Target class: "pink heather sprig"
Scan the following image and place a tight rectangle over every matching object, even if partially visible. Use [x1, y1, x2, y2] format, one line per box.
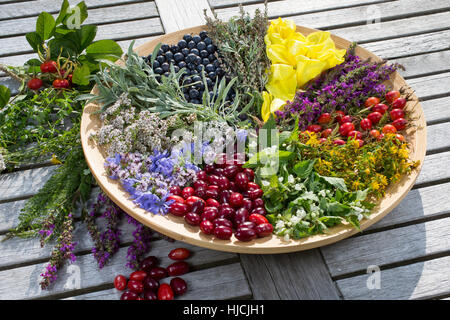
[40, 213, 77, 290]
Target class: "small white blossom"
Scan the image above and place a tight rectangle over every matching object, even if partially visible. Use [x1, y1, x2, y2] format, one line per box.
[287, 175, 295, 184]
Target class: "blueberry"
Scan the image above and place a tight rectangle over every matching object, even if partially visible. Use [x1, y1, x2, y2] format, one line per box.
[194, 56, 202, 65]
[208, 71, 216, 79]
[190, 48, 199, 56]
[180, 48, 189, 57]
[172, 45, 180, 53]
[213, 60, 220, 68]
[205, 64, 215, 73]
[204, 37, 212, 46]
[173, 65, 180, 73]
[187, 63, 196, 70]
[189, 88, 200, 99]
[184, 93, 190, 100]
[188, 41, 196, 49]
[202, 58, 210, 65]
[195, 83, 205, 91]
[154, 67, 163, 75]
[163, 71, 170, 77]
[183, 78, 192, 85]
[208, 54, 216, 61]
[161, 63, 170, 72]
[183, 34, 193, 42]
[206, 78, 213, 88]
[161, 44, 170, 52]
[192, 75, 202, 83]
[178, 61, 187, 69]
[191, 98, 200, 104]
[178, 39, 187, 49]
[193, 35, 202, 43]
[157, 55, 165, 64]
[199, 31, 208, 39]
[157, 48, 164, 55]
[165, 51, 174, 61]
[152, 61, 160, 69]
[200, 50, 209, 58]
[186, 53, 196, 63]
[216, 67, 225, 76]
[174, 52, 184, 62]
[196, 64, 205, 73]
[197, 41, 206, 51]
[147, 53, 152, 60]
[206, 44, 215, 53]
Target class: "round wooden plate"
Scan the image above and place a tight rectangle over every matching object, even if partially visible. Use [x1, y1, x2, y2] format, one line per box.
[80, 25, 426, 254]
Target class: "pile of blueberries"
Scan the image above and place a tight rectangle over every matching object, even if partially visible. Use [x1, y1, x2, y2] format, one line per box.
[144, 31, 235, 104]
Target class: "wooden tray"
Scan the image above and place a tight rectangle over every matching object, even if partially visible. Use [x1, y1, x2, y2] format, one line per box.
[80, 25, 427, 254]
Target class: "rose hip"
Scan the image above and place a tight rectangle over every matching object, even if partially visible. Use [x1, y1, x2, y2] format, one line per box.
[200, 220, 215, 235]
[114, 275, 127, 291]
[140, 256, 159, 272]
[167, 261, 190, 276]
[255, 223, 274, 237]
[129, 270, 148, 282]
[170, 277, 188, 296]
[149, 267, 167, 280]
[168, 248, 191, 261]
[185, 212, 201, 226]
[214, 225, 233, 240]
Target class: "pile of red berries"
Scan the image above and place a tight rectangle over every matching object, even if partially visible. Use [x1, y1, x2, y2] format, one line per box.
[167, 153, 273, 242]
[304, 90, 409, 146]
[114, 248, 191, 300]
[26, 60, 73, 91]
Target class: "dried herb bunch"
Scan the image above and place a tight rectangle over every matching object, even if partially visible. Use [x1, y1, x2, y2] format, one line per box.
[204, 3, 270, 115]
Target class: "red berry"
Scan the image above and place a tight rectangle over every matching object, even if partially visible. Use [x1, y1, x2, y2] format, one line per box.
[395, 134, 406, 142]
[255, 223, 274, 237]
[27, 78, 43, 90]
[229, 192, 244, 207]
[140, 256, 159, 272]
[170, 277, 187, 296]
[127, 280, 144, 294]
[157, 283, 174, 300]
[333, 139, 346, 145]
[341, 115, 352, 124]
[238, 221, 256, 230]
[369, 129, 381, 139]
[206, 198, 220, 208]
[40, 60, 57, 73]
[169, 186, 182, 196]
[242, 168, 255, 182]
[213, 218, 233, 229]
[250, 206, 267, 216]
[390, 108, 405, 121]
[185, 196, 205, 208]
[360, 118, 372, 130]
[306, 124, 322, 133]
[223, 165, 239, 179]
[233, 207, 249, 226]
[334, 111, 346, 123]
[371, 103, 388, 115]
[214, 225, 233, 240]
[167, 261, 190, 276]
[321, 128, 333, 138]
[218, 205, 235, 220]
[392, 118, 407, 131]
[249, 213, 269, 225]
[367, 111, 382, 124]
[355, 139, 364, 147]
[149, 267, 167, 280]
[234, 172, 249, 190]
[347, 130, 362, 140]
[144, 290, 158, 300]
[169, 202, 188, 217]
[235, 227, 257, 242]
[200, 220, 215, 235]
[53, 78, 70, 89]
[167, 195, 185, 204]
[317, 113, 331, 124]
[253, 198, 264, 208]
[129, 270, 148, 282]
[121, 291, 139, 300]
[168, 248, 191, 261]
[386, 90, 400, 103]
[382, 124, 397, 134]
[365, 96, 380, 107]
[201, 206, 219, 221]
[247, 188, 263, 200]
[143, 276, 160, 292]
[197, 170, 207, 180]
[184, 212, 201, 226]
[182, 187, 195, 199]
[114, 275, 127, 291]
[190, 200, 205, 214]
[339, 122, 355, 137]
[392, 98, 407, 110]
[193, 180, 207, 190]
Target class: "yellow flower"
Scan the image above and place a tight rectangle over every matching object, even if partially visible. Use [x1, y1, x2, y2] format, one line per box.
[306, 132, 319, 146]
[398, 147, 409, 159]
[261, 91, 287, 122]
[365, 168, 371, 175]
[370, 181, 380, 190]
[352, 180, 361, 189]
[50, 154, 62, 165]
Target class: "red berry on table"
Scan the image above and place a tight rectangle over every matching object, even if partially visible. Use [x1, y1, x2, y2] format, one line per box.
[213, 218, 233, 229]
[385, 90, 401, 103]
[339, 122, 355, 137]
[348, 130, 362, 140]
[242, 168, 255, 182]
[251, 206, 267, 216]
[367, 111, 382, 124]
[238, 221, 256, 230]
[27, 78, 43, 90]
[365, 96, 380, 107]
[129, 270, 148, 282]
[306, 124, 322, 133]
[168, 248, 191, 261]
[197, 170, 207, 180]
[234, 172, 249, 190]
[143, 276, 160, 292]
[149, 266, 167, 280]
[392, 118, 407, 131]
[233, 207, 250, 226]
[169, 186, 182, 196]
[360, 118, 372, 130]
[247, 188, 263, 200]
[392, 97, 407, 109]
[206, 198, 220, 208]
[143, 290, 158, 300]
[318, 113, 332, 124]
[193, 180, 207, 190]
[158, 283, 174, 300]
[114, 275, 127, 291]
[369, 129, 381, 139]
[214, 225, 233, 240]
[140, 256, 159, 272]
[242, 198, 253, 211]
[167, 195, 185, 204]
[253, 198, 264, 208]
[382, 124, 397, 134]
[223, 165, 239, 179]
[40, 60, 58, 73]
[201, 206, 219, 221]
[390, 108, 405, 121]
[127, 280, 144, 294]
[199, 219, 215, 235]
[167, 261, 190, 276]
[185, 196, 205, 208]
[170, 277, 188, 296]
[321, 128, 333, 138]
[249, 213, 269, 225]
[120, 291, 139, 300]
[255, 223, 274, 237]
[190, 200, 205, 214]
[371, 103, 388, 114]
[395, 133, 406, 142]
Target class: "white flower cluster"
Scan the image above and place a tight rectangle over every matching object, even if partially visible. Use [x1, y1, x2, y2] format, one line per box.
[96, 95, 178, 156]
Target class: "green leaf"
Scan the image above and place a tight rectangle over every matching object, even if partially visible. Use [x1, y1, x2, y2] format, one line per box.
[77, 25, 98, 52]
[55, 0, 70, 25]
[36, 12, 56, 40]
[355, 188, 369, 201]
[24, 59, 42, 74]
[319, 175, 348, 192]
[0, 85, 11, 108]
[345, 215, 361, 230]
[293, 159, 316, 178]
[25, 32, 43, 52]
[85, 40, 123, 62]
[72, 64, 90, 86]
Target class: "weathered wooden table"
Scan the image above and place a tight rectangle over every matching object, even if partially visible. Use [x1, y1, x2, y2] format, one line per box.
[1, 0, 449, 300]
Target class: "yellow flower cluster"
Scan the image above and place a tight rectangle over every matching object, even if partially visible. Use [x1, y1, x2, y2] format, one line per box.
[261, 18, 346, 121]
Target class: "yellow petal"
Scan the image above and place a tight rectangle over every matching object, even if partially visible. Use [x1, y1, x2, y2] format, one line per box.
[266, 44, 296, 65]
[270, 98, 286, 114]
[295, 56, 327, 88]
[266, 64, 297, 102]
[261, 91, 272, 122]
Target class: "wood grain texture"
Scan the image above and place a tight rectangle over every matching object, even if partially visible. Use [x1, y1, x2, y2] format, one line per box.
[0, 166, 56, 202]
[0, 244, 240, 299]
[155, 0, 213, 33]
[321, 216, 450, 277]
[0, 199, 26, 234]
[415, 151, 450, 186]
[63, 263, 251, 300]
[336, 255, 450, 299]
[420, 97, 450, 125]
[408, 72, 450, 100]
[394, 51, 450, 79]
[0, 1, 159, 37]
[240, 250, 341, 299]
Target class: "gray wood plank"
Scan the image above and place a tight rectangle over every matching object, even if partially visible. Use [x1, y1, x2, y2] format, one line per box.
[322, 216, 450, 277]
[0, 166, 57, 202]
[0, 199, 26, 234]
[0, 76, 22, 95]
[0, 242, 238, 299]
[395, 51, 450, 79]
[0, 17, 163, 57]
[426, 122, 450, 154]
[366, 182, 450, 231]
[363, 29, 450, 59]
[0, 0, 146, 20]
[336, 255, 450, 299]
[329, 11, 450, 44]
[155, 0, 212, 33]
[0, 1, 159, 37]
[419, 97, 450, 125]
[240, 250, 341, 299]
[63, 263, 251, 300]
[416, 151, 450, 187]
[408, 72, 450, 100]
